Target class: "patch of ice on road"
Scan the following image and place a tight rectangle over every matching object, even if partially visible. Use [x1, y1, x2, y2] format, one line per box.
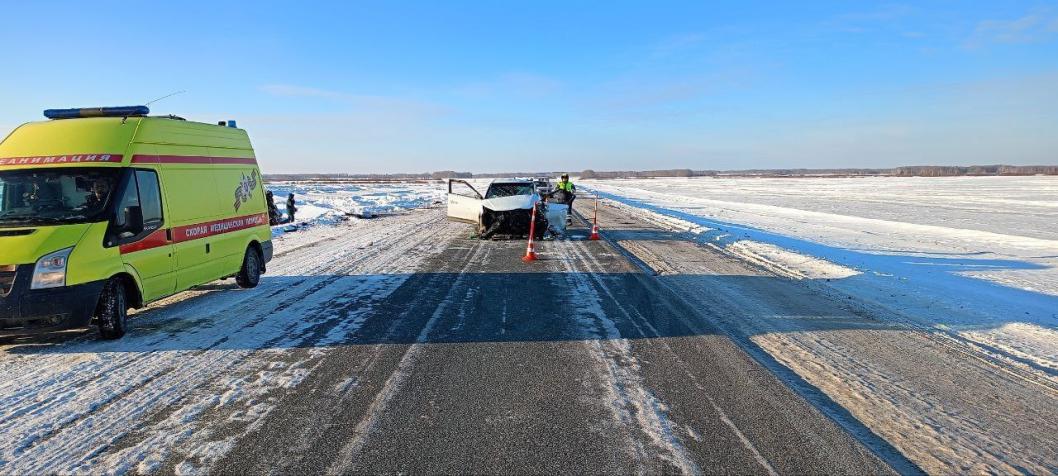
[727, 241, 860, 279]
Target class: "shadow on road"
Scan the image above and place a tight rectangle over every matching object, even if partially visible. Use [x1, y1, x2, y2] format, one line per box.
[0, 268, 932, 474]
[4, 261, 1052, 356]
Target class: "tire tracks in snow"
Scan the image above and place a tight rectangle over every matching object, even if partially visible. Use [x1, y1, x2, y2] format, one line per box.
[593, 200, 1057, 474]
[554, 210, 894, 475]
[553, 236, 792, 475]
[543, 238, 697, 474]
[0, 215, 428, 445]
[321, 241, 489, 475]
[0, 210, 459, 474]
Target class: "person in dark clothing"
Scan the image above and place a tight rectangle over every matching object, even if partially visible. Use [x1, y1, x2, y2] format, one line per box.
[286, 193, 297, 224]
[265, 191, 282, 225]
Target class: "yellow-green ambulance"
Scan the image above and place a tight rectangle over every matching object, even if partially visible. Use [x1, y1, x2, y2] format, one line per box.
[0, 106, 272, 339]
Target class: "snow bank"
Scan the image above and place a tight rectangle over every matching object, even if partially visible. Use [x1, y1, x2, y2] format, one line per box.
[586, 176, 1058, 379]
[265, 181, 445, 233]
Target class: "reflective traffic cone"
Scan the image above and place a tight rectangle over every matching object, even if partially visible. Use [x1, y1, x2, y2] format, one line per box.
[523, 239, 538, 262]
[523, 203, 539, 262]
[589, 195, 601, 240]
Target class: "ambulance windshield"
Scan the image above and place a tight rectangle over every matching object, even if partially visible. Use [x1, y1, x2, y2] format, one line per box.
[0, 168, 122, 227]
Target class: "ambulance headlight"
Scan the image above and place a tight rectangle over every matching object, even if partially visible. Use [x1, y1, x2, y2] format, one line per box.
[31, 248, 73, 290]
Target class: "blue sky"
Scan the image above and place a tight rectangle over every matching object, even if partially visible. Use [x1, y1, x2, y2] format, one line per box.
[1, 1, 1056, 173]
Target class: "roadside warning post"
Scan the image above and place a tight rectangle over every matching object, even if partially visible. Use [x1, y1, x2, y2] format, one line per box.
[523, 202, 539, 262]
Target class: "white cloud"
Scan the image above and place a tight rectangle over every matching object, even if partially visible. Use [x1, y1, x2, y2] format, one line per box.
[966, 11, 1058, 48]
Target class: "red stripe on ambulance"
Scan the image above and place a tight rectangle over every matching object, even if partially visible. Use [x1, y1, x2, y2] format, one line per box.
[0, 154, 123, 167]
[118, 228, 169, 254]
[131, 155, 257, 165]
[171, 213, 267, 243]
[119, 213, 268, 254]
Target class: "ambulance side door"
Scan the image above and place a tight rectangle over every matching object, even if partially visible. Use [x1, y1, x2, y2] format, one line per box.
[163, 168, 221, 291]
[113, 169, 176, 301]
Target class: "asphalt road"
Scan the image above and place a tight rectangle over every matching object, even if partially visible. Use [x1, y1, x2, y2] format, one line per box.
[212, 207, 893, 474]
[0, 206, 897, 475]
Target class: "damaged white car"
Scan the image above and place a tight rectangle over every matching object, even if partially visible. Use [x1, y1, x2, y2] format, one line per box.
[447, 179, 569, 239]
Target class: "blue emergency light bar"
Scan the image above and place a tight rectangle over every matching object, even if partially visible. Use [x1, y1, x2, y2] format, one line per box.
[43, 106, 150, 120]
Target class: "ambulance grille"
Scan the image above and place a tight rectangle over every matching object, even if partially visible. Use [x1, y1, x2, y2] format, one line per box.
[0, 268, 15, 296]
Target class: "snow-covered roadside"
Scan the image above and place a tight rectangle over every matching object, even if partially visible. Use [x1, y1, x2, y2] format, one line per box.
[585, 177, 1058, 381]
[0, 209, 461, 474]
[265, 181, 445, 233]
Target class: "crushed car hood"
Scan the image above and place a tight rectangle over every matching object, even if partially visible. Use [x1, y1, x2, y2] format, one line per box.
[481, 194, 538, 212]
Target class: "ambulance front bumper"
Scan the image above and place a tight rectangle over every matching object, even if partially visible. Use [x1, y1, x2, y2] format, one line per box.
[0, 264, 104, 335]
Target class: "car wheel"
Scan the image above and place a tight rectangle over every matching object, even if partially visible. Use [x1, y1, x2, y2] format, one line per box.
[97, 278, 128, 340]
[236, 246, 262, 289]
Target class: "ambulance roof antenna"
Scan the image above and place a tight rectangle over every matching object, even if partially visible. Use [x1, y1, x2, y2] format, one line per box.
[145, 90, 187, 107]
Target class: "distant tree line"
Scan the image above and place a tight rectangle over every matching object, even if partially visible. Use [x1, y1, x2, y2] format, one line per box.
[580, 165, 1058, 178]
[264, 164, 1057, 182]
[578, 169, 710, 179]
[431, 171, 473, 179]
[719, 168, 888, 177]
[891, 165, 1058, 177]
[265, 171, 472, 182]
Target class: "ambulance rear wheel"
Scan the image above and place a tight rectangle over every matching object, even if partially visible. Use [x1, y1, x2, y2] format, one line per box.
[96, 278, 128, 340]
[237, 246, 262, 289]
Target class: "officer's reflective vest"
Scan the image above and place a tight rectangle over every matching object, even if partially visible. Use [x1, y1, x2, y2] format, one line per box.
[556, 180, 575, 192]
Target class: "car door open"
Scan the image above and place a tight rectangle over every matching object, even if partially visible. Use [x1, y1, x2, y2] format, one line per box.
[447, 179, 482, 224]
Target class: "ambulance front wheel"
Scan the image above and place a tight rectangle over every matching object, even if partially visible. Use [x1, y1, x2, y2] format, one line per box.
[96, 277, 128, 340]
[237, 246, 263, 289]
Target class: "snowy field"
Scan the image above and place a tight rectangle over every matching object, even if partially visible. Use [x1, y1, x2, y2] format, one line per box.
[584, 176, 1058, 381]
[265, 181, 445, 229]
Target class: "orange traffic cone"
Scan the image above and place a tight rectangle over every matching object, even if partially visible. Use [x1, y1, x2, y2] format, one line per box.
[523, 239, 538, 262]
[589, 196, 601, 240]
[523, 203, 539, 262]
